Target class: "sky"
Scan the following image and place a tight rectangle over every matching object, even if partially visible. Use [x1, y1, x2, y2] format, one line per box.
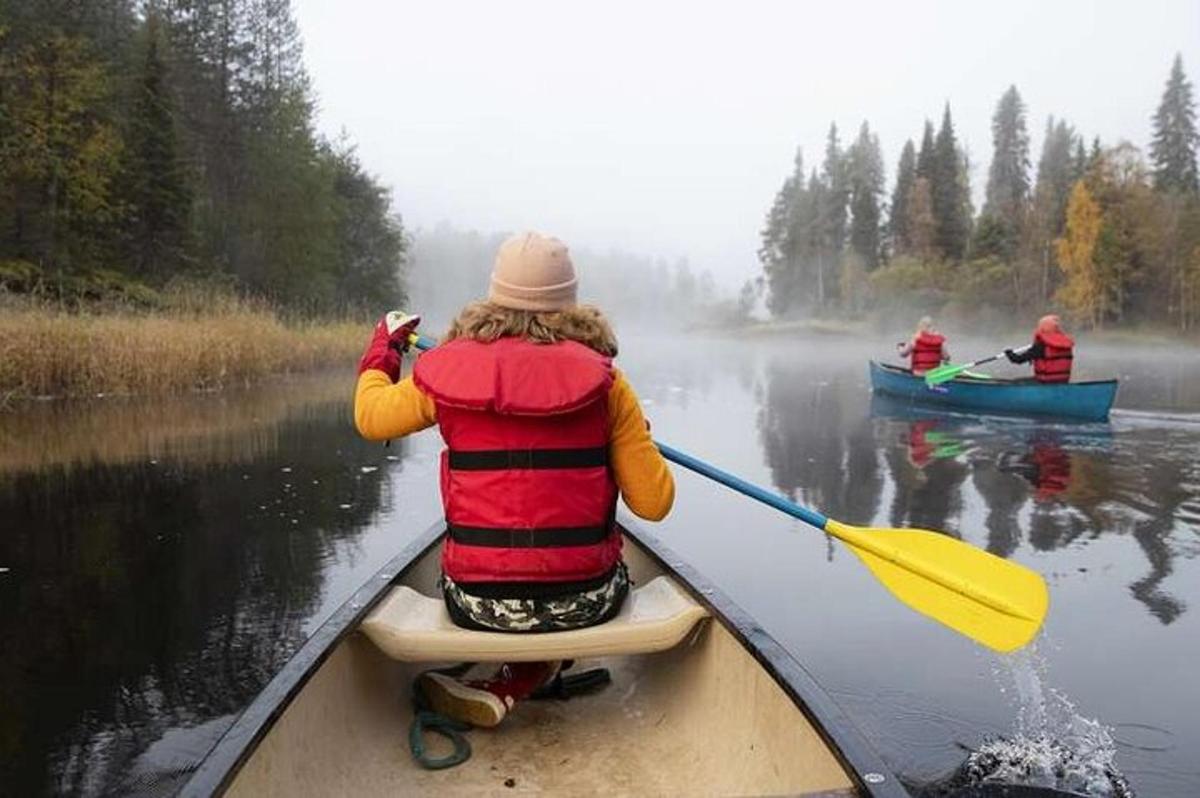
[292, 0, 1200, 288]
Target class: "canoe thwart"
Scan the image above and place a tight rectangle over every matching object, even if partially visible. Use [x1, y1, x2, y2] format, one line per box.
[359, 576, 711, 662]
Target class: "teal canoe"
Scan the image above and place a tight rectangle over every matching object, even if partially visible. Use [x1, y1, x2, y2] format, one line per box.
[869, 361, 1118, 421]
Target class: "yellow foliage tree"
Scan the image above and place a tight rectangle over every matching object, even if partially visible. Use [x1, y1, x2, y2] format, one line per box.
[1055, 181, 1103, 328]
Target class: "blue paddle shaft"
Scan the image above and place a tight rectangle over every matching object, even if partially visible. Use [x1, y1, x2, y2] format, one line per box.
[408, 332, 831, 532]
[654, 442, 829, 530]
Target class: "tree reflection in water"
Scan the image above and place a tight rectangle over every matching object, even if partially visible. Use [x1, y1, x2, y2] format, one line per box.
[756, 363, 1197, 628]
[0, 377, 402, 795]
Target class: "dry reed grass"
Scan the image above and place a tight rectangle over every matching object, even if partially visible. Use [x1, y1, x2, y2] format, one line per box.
[0, 300, 365, 398]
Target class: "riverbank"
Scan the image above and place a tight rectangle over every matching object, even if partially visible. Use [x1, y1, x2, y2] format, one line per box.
[0, 302, 365, 400]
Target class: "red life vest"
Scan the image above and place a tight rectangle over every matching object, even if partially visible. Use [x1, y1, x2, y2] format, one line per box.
[910, 332, 945, 374]
[1033, 331, 1074, 384]
[412, 337, 621, 584]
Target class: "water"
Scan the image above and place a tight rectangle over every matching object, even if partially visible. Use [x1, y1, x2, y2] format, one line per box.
[2, 336, 1199, 796]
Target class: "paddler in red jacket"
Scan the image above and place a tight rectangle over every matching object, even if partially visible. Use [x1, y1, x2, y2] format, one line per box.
[897, 317, 950, 375]
[1005, 314, 1075, 383]
[353, 231, 675, 728]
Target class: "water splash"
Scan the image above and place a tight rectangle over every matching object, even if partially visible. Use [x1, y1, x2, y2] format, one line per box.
[956, 645, 1134, 796]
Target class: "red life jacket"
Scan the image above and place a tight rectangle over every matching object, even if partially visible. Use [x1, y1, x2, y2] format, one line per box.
[412, 337, 621, 584]
[1033, 331, 1074, 384]
[910, 332, 945, 374]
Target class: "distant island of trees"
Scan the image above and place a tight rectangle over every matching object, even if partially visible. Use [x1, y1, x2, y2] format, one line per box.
[756, 55, 1200, 333]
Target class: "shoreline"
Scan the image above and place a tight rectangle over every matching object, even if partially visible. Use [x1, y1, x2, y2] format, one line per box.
[0, 305, 366, 401]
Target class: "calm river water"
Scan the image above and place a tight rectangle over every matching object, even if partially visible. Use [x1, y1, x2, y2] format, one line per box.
[2, 334, 1199, 796]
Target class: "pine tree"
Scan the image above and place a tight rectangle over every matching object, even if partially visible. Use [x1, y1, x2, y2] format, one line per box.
[328, 142, 406, 311]
[822, 123, 848, 258]
[979, 85, 1030, 258]
[932, 104, 971, 260]
[1033, 118, 1079, 237]
[848, 121, 884, 269]
[1150, 54, 1199, 193]
[889, 140, 917, 256]
[758, 148, 806, 315]
[802, 169, 828, 305]
[1028, 117, 1080, 300]
[124, 11, 193, 277]
[916, 120, 936, 179]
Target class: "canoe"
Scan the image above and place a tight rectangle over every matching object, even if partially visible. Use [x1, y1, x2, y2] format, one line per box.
[181, 518, 908, 797]
[869, 361, 1118, 421]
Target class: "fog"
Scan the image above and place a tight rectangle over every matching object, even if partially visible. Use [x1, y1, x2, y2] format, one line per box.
[293, 0, 1200, 288]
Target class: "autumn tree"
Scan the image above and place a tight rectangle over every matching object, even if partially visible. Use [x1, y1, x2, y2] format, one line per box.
[1056, 181, 1103, 327]
[0, 32, 123, 270]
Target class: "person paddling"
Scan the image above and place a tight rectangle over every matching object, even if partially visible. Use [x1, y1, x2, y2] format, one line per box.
[897, 316, 950, 375]
[353, 231, 675, 728]
[1005, 314, 1074, 383]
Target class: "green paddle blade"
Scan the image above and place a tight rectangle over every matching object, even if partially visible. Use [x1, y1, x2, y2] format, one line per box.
[826, 520, 1049, 653]
[924, 362, 970, 386]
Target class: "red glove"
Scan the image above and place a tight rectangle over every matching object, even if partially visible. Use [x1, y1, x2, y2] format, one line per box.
[358, 312, 420, 381]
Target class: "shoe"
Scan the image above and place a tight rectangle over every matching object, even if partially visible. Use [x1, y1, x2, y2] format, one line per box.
[418, 661, 558, 728]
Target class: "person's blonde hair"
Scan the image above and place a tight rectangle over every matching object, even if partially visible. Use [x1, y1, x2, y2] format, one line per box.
[443, 301, 618, 356]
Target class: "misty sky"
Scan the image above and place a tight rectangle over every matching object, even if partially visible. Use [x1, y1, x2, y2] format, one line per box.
[293, 0, 1199, 288]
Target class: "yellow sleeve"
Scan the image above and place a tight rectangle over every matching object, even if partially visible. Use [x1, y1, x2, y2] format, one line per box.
[608, 369, 675, 521]
[353, 370, 438, 442]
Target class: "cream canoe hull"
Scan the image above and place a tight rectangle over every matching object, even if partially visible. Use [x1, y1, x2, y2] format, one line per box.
[181, 519, 905, 797]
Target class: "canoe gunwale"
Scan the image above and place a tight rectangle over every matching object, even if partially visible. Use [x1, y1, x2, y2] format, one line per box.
[181, 517, 905, 797]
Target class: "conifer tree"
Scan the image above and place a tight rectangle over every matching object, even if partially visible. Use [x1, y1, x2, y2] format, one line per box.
[916, 120, 936, 179]
[124, 12, 193, 276]
[932, 104, 971, 260]
[889, 140, 917, 256]
[1150, 54, 1199, 193]
[848, 122, 884, 269]
[758, 148, 806, 315]
[980, 85, 1031, 257]
[1027, 117, 1081, 300]
[822, 123, 848, 257]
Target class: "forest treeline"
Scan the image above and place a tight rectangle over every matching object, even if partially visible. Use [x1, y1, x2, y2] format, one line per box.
[757, 55, 1200, 331]
[0, 0, 404, 314]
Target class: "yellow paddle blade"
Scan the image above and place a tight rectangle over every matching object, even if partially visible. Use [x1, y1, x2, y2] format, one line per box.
[825, 520, 1049, 653]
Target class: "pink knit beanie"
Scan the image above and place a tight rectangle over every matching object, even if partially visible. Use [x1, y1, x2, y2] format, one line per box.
[488, 232, 578, 311]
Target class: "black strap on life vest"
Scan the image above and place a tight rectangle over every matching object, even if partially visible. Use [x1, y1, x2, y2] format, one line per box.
[447, 447, 608, 471]
[447, 524, 611, 548]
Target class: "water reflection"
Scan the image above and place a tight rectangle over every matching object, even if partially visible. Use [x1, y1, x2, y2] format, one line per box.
[756, 360, 882, 525]
[860, 391, 1193, 627]
[0, 375, 402, 795]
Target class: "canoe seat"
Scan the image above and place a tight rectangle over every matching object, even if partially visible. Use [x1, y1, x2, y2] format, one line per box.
[359, 576, 710, 662]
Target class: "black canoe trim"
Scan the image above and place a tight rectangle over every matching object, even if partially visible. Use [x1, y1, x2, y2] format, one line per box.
[183, 516, 909, 797]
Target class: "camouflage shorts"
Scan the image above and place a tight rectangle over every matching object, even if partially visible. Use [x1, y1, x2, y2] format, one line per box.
[442, 563, 630, 633]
